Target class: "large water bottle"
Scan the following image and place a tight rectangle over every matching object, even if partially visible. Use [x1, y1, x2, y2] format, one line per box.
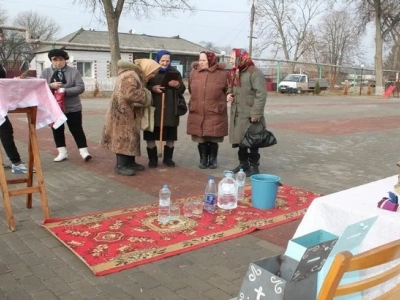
[236, 168, 246, 201]
[158, 184, 171, 224]
[204, 175, 217, 212]
[217, 171, 238, 209]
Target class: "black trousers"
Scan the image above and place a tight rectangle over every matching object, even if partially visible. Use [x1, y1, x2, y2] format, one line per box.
[238, 146, 259, 155]
[0, 117, 21, 164]
[52, 111, 88, 148]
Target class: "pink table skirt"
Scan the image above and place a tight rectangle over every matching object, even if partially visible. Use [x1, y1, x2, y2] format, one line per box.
[0, 79, 67, 129]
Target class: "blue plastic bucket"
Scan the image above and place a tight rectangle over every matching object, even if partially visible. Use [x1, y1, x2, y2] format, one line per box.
[250, 174, 281, 209]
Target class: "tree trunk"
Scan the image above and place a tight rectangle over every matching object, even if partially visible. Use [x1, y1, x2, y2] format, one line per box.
[106, 16, 121, 77]
[103, 0, 123, 77]
[374, 12, 384, 95]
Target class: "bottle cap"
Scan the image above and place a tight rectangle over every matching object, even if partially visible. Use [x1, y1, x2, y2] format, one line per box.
[239, 168, 243, 172]
[163, 184, 168, 188]
[209, 175, 214, 180]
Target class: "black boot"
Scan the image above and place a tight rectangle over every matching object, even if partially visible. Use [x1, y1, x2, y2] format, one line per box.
[246, 153, 260, 177]
[127, 156, 145, 171]
[208, 142, 219, 169]
[115, 154, 135, 176]
[231, 150, 250, 173]
[163, 145, 175, 167]
[197, 143, 208, 169]
[146, 147, 158, 168]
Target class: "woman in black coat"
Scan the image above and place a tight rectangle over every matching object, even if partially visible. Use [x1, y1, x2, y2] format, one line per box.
[145, 50, 186, 167]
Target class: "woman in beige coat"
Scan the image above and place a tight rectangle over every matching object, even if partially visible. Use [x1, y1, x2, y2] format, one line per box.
[100, 59, 160, 176]
[187, 51, 228, 169]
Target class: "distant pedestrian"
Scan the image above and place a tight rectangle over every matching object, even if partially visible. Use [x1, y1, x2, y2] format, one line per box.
[187, 51, 228, 169]
[227, 48, 267, 176]
[41, 49, 92, 162]
[144, 50, 186, 168]
[100, 59, 160, 176]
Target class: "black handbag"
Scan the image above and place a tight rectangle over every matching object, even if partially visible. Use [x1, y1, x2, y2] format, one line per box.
[240, 122, 277, 148]
[175, 93, 188, 116]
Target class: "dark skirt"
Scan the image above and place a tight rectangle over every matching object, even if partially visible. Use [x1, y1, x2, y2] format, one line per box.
[143, 126, 178, 141]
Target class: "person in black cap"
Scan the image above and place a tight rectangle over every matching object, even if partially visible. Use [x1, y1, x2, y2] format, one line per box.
[40, 48, 92, 162]
[0, 28, 31, 173]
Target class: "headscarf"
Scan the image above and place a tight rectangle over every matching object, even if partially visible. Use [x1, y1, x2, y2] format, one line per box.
[229, 48, 255, 87]
[154, 50, 172, 73]
[134, 59, 161, 78]
[201, 51, 217, 68]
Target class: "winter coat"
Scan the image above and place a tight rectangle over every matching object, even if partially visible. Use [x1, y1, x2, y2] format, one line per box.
[187, 62, 229, 138]
[147, 67, 186, 127]
[41, 65, 85, 113]
[100, 63, 152, 156]
[228, 65, 267, 145]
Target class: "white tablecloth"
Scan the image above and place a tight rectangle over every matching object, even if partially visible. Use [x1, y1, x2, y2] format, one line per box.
[294, 175, 399, 299]
[0, 78, 67, 129]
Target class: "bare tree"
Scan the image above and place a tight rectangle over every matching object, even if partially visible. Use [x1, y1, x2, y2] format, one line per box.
[348, 0, 400, 94]
[0, 30, 30, 69]
[305, 10, 363, 87]
[254, 0, 335, 72]
[73, 0, 193, 76]
[199, 41, 219, 52]
[0, 10, 61, 67]
[13, 10, 60, 45]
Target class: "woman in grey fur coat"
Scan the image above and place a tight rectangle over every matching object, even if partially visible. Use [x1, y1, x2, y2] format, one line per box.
[41, 49, 92, 162]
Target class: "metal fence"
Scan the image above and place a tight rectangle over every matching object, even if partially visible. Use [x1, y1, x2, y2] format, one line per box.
[249, 58, 400, 93]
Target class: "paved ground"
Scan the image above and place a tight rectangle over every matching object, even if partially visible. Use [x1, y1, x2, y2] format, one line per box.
[1, 93, 400, 299]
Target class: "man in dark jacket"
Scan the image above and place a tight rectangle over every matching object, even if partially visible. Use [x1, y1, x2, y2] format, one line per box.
[0, 27, 29, 173]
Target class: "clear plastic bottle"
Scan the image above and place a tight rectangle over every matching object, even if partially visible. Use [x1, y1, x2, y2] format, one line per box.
[236, 168, 246, 201]
[158, 184, 171, 224]
[217, 171, 237, 210]
[204, 175, 217, 212]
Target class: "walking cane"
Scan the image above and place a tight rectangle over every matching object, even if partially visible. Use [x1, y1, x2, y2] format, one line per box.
[158, 92, 165, 157]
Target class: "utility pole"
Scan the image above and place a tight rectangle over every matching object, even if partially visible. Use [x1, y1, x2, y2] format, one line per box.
[248, 1, 257, 57]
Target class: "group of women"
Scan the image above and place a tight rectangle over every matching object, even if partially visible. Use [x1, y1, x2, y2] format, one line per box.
[40, 47, 268, 178]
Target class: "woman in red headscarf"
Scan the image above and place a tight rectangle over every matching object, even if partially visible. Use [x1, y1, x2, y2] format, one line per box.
[187, 51, 229, 169]
[227, 48, 267, 176]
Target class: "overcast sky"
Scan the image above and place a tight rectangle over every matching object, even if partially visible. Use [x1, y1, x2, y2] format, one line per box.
[1, 0, 374, 65]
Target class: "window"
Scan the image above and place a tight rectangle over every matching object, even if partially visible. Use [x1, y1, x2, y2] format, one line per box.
[37, 62, 45, 73]
[77, 62, 93, 77]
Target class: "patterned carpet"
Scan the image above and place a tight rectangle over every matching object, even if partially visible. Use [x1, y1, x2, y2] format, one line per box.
[42, 185, 320, 276]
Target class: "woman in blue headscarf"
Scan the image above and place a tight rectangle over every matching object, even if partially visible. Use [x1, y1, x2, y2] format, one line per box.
[144, 50, 186, 168]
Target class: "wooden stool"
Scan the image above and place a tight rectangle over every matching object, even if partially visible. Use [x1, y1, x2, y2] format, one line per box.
[0, 106, 49, 231]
